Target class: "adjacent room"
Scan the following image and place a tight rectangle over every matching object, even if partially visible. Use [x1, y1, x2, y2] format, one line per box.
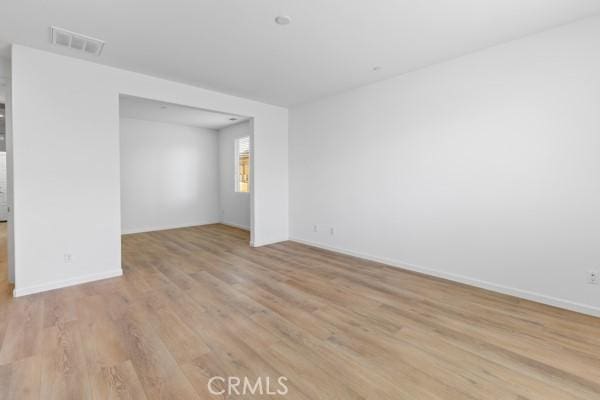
[119, 95, 252, 236]
[0, 102, 6, 297]
[0, 56, 8, 298]
[1, 1, 600, 399]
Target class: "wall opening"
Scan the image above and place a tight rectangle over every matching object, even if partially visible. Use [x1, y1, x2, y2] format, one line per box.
[0, 103, 8, 293]
[118, 94, 254, 243]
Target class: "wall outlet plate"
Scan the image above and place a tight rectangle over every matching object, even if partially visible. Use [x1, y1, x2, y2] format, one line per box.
[588, 270, 599, 285]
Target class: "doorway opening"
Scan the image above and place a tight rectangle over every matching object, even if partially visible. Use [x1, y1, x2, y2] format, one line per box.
[0, 103, 8, 296]
[118, 95, 254, 243]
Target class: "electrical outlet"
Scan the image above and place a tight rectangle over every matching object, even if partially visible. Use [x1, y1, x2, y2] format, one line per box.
[329, 227, 335, 235]
[588, 270, 599, 285]
[313, 225, 318, 232]
[64, 253, 72, 263]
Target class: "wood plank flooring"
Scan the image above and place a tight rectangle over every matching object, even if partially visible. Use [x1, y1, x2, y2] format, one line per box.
[1, 223, 600, 399]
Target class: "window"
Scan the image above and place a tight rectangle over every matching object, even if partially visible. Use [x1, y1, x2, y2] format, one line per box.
[235, 136, 250, 193]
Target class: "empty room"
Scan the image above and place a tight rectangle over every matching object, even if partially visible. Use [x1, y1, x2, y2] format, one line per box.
[1, 1, 600, 399]
[119, 95, 252, 236]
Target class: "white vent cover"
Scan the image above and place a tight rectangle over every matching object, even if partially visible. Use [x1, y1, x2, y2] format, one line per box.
[50, 26, 105, 56]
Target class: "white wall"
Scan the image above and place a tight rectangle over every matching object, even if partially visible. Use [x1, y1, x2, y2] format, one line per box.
[290, 17, 600, 316]
[10, 45, 288, 296]
[219, 121, 251, 230]
[120, 118, 219, 234]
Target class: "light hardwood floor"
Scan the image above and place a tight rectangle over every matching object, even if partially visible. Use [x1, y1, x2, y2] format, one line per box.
[1, 223, 600, 399]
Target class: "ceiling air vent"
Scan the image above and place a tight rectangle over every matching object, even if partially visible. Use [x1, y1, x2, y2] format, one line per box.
[50, 26, 105, 56]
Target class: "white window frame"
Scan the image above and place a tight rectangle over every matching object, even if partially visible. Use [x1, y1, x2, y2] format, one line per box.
[235, 136, 250, 193]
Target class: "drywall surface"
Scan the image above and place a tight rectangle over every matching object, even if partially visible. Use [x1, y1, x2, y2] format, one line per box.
[219, 121, 251, 230]
[11, 45, 288, 295]
[120, 118, 219, 234]
[290, 17, 600, 316]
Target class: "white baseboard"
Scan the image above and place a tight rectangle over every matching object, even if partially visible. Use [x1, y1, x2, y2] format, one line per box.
[220, 221, 250, 231]
[290, 237, 600, 318]
[122, 221, 220, 235]
[13, 269, 123, 297]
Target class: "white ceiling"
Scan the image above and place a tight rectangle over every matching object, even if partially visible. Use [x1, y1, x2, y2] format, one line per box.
[119, 95, 249, 130]
[0, 1, 599, 106]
